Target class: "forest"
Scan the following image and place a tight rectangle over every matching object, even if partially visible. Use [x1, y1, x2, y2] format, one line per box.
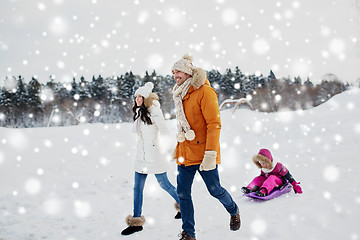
[0, 67, 351, 128]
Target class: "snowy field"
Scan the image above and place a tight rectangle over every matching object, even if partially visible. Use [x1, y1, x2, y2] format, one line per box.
[1, 88, 360, 240]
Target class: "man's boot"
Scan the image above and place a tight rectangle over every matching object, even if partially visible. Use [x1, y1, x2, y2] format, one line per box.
[230, 209, 241, 231]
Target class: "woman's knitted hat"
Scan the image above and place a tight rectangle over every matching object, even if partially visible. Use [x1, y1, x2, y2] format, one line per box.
[134, 82, 154, 99]
[171, 54, 194, 76]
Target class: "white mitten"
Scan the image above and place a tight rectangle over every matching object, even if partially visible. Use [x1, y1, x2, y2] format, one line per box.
[199, 150, 217, 171]
[167, 146, 176, 162]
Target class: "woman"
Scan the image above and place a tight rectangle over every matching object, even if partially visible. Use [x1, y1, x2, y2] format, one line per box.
[121, 82, 181, 236]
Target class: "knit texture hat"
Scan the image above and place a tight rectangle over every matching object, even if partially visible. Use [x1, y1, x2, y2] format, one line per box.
[135, 82, 154, 99]
[171, 54, 194, 76]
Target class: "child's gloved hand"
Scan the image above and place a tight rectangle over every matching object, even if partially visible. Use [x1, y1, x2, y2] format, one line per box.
[291, 181, 303, 194]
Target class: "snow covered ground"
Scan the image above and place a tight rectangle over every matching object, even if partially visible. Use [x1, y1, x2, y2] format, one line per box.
[1, 88, 360, 240]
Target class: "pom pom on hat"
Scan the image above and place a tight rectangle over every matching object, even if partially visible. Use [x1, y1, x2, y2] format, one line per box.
[135, 82, 154, 98]
[171, 54, 194, 76]
[182, 54, 193, 62]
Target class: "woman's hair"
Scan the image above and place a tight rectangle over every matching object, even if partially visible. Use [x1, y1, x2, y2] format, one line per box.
[132, 97, 152, 125]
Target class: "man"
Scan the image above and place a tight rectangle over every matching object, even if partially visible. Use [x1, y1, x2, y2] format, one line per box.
[171, 54, 241, 240]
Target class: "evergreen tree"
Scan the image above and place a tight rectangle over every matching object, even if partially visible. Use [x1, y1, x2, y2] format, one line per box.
[121, 71, 136, 99]
[13, 76, 28, 126]
[27, 76, 44, 127]
[304, 78, 313, 87]
[91, 75, 106, 100]
[234, 66, 245, 97]
[70, 77, 79, 96]
[79, 76, 90, 99]
[27, 76, 42, 108]
[268, 70, 276, 80]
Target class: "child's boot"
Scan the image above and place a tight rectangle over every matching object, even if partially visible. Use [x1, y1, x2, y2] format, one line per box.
[241, 185, 259, 194]
[241, 187, 251, 194]
[255, 188, 268, 197]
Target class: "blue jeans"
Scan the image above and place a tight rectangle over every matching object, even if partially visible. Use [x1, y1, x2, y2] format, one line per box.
[177, 164, 238, 238]
[133, 172, 180, 217]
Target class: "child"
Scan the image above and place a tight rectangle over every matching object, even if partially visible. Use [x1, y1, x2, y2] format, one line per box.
[241, 148, 302, 197]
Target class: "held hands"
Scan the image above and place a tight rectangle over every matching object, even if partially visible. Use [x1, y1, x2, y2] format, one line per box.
[291, 181, 303, 194]
[167, 147, 176, 162]
[199, 150, 217, 171]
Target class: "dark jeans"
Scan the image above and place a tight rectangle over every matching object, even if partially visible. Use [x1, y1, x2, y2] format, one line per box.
[133, 172, 179, 217]
[177, 164, 238, 238]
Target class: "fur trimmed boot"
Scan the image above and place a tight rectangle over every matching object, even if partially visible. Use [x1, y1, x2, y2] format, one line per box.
[174, 203, 181, 219]
[121, 215, 145, 236]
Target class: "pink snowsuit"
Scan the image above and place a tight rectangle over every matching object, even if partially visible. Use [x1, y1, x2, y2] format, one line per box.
[247, 162, 291, 194]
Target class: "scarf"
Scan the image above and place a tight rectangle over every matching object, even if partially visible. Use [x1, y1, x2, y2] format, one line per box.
[172, 78, 195, 142]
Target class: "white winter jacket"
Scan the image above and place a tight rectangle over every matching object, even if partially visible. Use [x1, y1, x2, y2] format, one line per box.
[133, 99, 170, 174]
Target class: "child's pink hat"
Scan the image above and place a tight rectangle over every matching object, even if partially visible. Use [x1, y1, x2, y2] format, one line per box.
[258, 149, 273, 162]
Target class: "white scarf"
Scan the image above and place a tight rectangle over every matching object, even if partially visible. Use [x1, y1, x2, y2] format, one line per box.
[172, 78, 195, 142]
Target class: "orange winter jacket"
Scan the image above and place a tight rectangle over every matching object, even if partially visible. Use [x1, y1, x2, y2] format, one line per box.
[175, 79, 221, 166]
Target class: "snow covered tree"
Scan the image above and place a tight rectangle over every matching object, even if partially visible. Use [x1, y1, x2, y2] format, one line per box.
[27, 76, 44, 127]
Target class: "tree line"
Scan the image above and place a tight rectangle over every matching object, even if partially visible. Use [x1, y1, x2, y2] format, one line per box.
[0, 68, 351, 128]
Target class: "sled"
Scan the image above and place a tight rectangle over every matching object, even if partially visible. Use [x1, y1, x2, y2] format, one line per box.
[244, 182, 292, 200]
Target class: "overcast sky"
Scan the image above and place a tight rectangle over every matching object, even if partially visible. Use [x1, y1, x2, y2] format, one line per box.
[1, 0, 360, 84]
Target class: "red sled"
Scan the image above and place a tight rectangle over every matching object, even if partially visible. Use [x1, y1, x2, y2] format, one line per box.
[244, 182, 292, 200]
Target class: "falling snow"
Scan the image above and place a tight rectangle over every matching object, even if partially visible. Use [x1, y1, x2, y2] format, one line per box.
[0, 0, 359, 83]
[0, 0, 360, 239]
[0, 89, 359, 239]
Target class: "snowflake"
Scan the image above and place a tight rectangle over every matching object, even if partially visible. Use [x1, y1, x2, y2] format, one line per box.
[74, 200, 91, 218]
[222, 9, 238, 25]
[253, 39, 270, 55]
[251, 218, 267, 235]
[43, 198, 62, 215]
[323, 165, 340, 182]
[25, 178, 42, 195]
[50, 17, 68, 35]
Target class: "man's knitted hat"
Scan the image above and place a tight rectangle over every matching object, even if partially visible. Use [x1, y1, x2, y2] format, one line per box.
[171, 54, 194, 76]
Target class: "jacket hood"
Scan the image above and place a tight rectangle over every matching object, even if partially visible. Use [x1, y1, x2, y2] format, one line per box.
[252, 154, 274, 170]
[144, 92, 159, 108]
[190, 67, 207, 90]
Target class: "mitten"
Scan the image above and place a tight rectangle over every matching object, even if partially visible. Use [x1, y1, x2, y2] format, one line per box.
[167, 147, 176, 162]
[199, 151, 217, 171]
[291, 181, 303, 194]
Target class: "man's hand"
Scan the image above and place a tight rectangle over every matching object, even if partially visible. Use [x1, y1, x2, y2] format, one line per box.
[199, 151, 217, 171]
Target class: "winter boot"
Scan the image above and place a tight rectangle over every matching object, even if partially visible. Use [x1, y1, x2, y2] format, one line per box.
[255, 188, 268, 197]
[230, 209, 241, 231]
[121, 215, 145, 236]
[241, 185, 259, 194]
[178, 231, 196, 240]
[241, 187, 251, 194]
[174, 203, 181, 219]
